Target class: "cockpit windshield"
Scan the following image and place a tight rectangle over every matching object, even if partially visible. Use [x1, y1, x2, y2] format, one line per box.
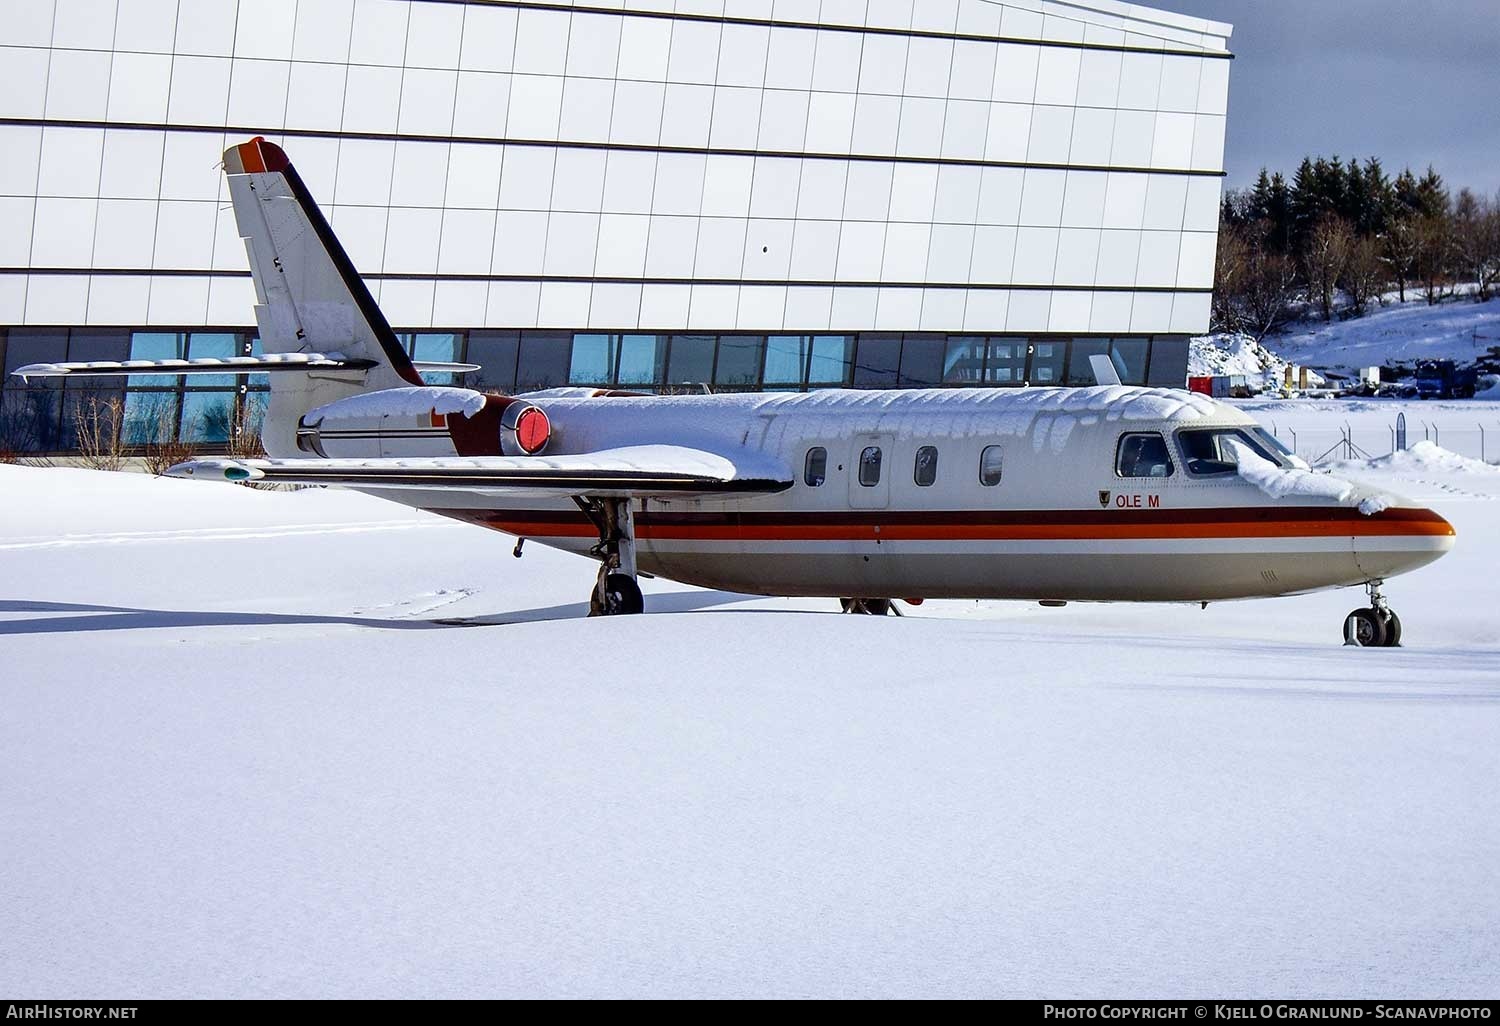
[1177, 428, 1290, 476]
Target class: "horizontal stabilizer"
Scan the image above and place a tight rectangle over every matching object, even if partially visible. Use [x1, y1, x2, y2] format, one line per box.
[9, 353, 375, 380]
[166, 446, 793, 499]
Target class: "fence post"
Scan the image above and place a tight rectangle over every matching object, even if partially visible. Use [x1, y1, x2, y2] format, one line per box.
[1481, 423, 1486, 464]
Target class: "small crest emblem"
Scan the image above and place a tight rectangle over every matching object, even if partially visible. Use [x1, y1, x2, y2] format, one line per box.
[1098, 490, 1112, 508]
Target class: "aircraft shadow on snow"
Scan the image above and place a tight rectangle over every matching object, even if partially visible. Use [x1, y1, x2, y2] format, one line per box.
[0, 591, 753, 635]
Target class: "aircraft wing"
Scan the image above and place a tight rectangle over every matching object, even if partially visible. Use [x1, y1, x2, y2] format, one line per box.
[166, 445, 793, 498]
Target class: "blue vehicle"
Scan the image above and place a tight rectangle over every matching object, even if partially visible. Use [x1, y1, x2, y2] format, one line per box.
[1415, 359, 1478, 400]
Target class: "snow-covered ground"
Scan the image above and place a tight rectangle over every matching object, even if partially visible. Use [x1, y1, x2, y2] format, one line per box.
[2, 451, 1499, 998]
[1202, 295, 1500, 380]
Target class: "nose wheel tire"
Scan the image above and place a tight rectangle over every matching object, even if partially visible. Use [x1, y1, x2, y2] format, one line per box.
[591, 573, 644, 617]
[1344, 607, 1402, 647]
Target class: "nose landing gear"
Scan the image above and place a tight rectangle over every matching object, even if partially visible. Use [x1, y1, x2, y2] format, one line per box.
[579, 497, 645, 617]
[1343, 579, 1402, 647]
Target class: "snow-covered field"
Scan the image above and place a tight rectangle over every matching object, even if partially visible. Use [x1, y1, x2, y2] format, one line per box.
[1272, 295, 1500, 375]
[2, 446, 1499, 998]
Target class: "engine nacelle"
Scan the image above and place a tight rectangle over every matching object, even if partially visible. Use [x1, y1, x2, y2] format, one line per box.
[294, 388, 551, 459]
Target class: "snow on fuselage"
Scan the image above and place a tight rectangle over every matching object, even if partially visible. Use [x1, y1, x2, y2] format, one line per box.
[364, 386, 1455, 603]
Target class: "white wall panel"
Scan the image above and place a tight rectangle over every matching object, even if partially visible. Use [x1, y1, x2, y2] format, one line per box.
[508, 75, 565, 140]
[1005, 289, 1051, 332]
[492, 211, 549, 275]
[234, 0, 297, 61]
[550, 148, 607, 213]
[668, 21, 722, 85]
[487, 281, 541, 330]
[398, 69, 458, 135]
[293, 0, 355, 64]
[736, 285, 787, 331]
[788, 220, 839, 280]
[984, 102, 1032, 163]
[875, 287, 922, 330]
[962, 287, 1008, 333]
[588, 282, 643, 329]
[764, 27, 814, 91]
[37, 128, 104, 199]
[707, 87, 763, 150]
[341, 65, 403, 133]
[285, 63, 348, 132]
[742, 219, 794, 280]
[514, 8, 571, 77]
[349, 0, 409, 66]
[545, 213, 602, 275]
[46, 49, 112, 122]
[888, 164, 937, 223]
[91, 199, 156, 268]
[438, 209, 497, 274]
[830, 286, 878, 330]
[0, 47, 51, 120]
[661, 84, 715, 148]
[637, 283, 691, 329]
[31, 199, 96, 267]
[1013, 227, 1060, 285]
[9, 1, 56, 49]
[329, 205, 389, 271]
[146, 275, 209, 324]
[380, 280, 436, 327]
[687, 284, 738, 329]
[927, 224, 974, 283]
[89, 274, 151, 324]
[804, 92, 856, 153]
[25, 275, 90, 325]
[0, 199, 36, 267]
[696, 217, 749, 278]
[453, 71, 511, 137]
[432, 280, 487, 328]
[567, 14, 623, 80]
[458, 5, 517, 73]
[594, 213, 651, 277]
[558, 77, 612, 141]
[758, 90, 809, 152]
[896, 97, 946, 158]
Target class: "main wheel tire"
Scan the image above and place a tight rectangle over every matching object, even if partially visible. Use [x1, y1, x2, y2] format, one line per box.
[1344, 607, 1388, 647]
[594, 573, 644, 616]
[1380, 610, 1403, 647]
[840, 598, 892, 615]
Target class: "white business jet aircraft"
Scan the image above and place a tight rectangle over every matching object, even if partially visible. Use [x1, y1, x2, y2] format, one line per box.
[15, 139, 1454, 645]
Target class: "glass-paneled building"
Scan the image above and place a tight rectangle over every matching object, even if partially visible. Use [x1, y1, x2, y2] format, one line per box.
[0, 0, 1232, 454]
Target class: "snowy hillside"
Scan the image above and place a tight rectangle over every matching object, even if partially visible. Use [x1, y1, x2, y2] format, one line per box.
[1268, 295, 1500, 376]
[2, 456, 1498, 998]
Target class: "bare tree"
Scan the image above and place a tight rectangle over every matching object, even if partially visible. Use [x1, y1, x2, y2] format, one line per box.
[225, 398, 266, 461]
[0, 389, 59, 466]
[139, 400, 199, 477]
[1454, 189, 1500, 302]
[1415, 213, 1456, 305]
[72, 395, 126, 472]
[1303, 217, 1354, 321]
[1342, 236, 1388, 317]
[1210, 224, 1250, 334]
[1382, 216, 1419, 303]
[1240, 250, 1302, 343]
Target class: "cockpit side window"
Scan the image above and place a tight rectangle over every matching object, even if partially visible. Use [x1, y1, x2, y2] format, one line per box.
[1177, 429, 1282, 477]
[1116, 433, 1174, 478]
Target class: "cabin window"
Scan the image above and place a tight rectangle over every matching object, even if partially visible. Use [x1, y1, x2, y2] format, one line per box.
[914, 446, 938, 487]
[1116, 433, 1175, 478]
[1177, 429, 1285, 476]
[804, 446, 827, 487]
[980, 446, 1004, 486]
[858, 446, 883, 487]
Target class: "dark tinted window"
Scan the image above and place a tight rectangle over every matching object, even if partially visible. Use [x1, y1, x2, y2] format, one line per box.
[804, 446, 827, 487]
[714, 336, 764, 389]
[666, 335, 715, 386]
[1029, 340, 1065, 384]
[898, 336, 945, 388]
[980, 445, 1003, 486]
[1146, 336, 1190, 387]
[1116, 433, 1175, 478]
[1110, 337, 1150, 385]
[986, 338, 1028, 385]
[516, 331, 572, 390]
[914, 445, 938, 486]
[943, 337, 986, 385]
[465, 330, 520, 393]
[1178, 429, 1280, 476]
[1066, 338, 1110, 385]
[858, 446, 883, 486]
[852, 335, 901, 388]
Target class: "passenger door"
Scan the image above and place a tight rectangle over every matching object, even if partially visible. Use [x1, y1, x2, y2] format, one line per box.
[848, 434, 893, 509]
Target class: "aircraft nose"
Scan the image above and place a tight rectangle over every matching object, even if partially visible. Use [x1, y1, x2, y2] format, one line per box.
[1354, 506, 1455, 580]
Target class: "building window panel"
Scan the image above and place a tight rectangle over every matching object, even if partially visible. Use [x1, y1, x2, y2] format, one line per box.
[763, 335, 809, 387]
[1029, 339, 1066, 384]
[617, 334, 667, 387]
[714, 336, 764, 389]
[808, 336, 853, 386]
[568, 333, 618, 386]
[852, 334, 901, 389]
[986, 337, 1029, 385]
[516, 331, 572, 390]
[666, 334, 716, 387]
[465, 330, 521, 393]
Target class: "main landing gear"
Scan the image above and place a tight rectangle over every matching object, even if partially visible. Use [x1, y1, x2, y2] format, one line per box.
[840, 598, 900, 616]
[578, 497, 644, 617]
[1343, 579, 1403, 648]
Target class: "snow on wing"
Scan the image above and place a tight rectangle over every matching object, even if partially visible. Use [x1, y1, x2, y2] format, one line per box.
[165, 445, 794, 498]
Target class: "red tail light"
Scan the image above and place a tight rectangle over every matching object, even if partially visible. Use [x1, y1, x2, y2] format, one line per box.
[514, 406, 550, 454]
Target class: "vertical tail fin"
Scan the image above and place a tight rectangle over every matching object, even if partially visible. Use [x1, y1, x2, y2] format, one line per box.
[223, 137, 422, 454]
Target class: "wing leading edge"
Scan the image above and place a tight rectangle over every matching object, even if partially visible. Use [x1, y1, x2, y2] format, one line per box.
[166, 446, 793, 499]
